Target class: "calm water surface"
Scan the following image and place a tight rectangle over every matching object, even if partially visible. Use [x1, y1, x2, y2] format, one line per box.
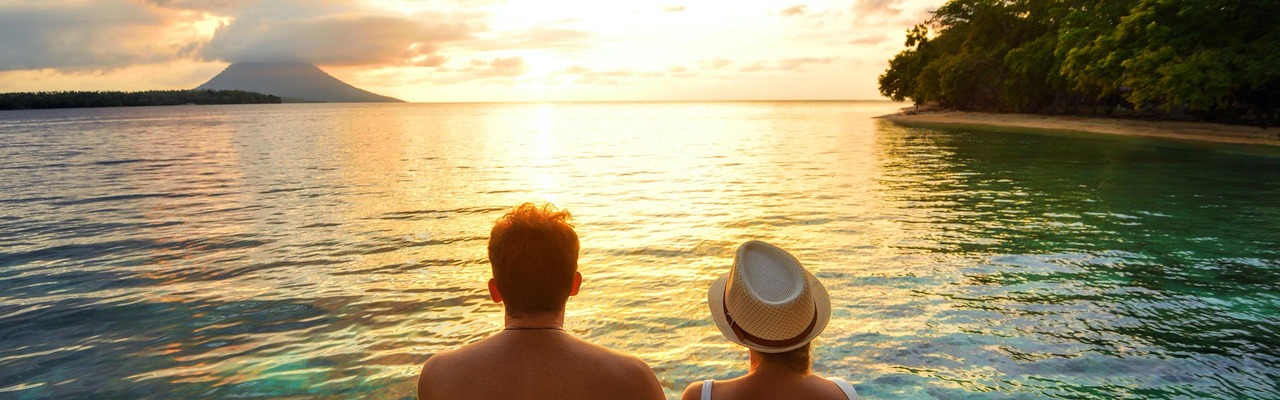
[1, 102, 1278, 399]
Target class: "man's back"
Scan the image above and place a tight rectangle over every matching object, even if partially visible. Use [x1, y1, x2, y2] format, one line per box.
[418, 329, 665, 400]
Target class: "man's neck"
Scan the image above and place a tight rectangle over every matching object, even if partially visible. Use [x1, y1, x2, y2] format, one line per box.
[503, 310, 566, 330]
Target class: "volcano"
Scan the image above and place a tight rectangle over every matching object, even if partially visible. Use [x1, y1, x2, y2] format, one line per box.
[196, 62, 402, 103]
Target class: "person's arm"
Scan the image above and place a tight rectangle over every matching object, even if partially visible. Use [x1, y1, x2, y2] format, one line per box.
[680, 381, 706, 400]
[627, 356, 669, 400]
[416, 359, 432, 399]
[416, 354, 445, 400]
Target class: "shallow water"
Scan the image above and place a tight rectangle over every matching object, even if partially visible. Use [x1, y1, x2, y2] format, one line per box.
[1, 102, 1278, 399]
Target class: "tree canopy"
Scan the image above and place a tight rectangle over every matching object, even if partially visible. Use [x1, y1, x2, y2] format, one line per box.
[0, 90, 281, 111]
[878, 0, 1280, 126]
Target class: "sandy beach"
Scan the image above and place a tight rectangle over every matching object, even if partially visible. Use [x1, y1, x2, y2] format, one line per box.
[880, 111, 1280, 148]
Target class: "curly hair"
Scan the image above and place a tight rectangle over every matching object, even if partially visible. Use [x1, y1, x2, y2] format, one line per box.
[487, 203, 580, 314]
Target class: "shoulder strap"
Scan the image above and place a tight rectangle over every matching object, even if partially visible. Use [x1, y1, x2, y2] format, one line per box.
[701, 379, 714, 400]
[828, 377, 858, 400]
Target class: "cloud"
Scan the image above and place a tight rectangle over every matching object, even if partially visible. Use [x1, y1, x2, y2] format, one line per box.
[738, 57, 837, 72]
[851, 0, 904, 18]
[848, 32, 890, 45]
[663, 5, 687, 12]
[779, 5, 807, 17]
[409, 53, 449, 67]
[482, 56, 526, 70]
[145, 0, 250, 13]
[778, 57, 835, 70]
[434, 56, 528, 80]
[849, 0, 939, 26]
[200, 6, 480, 66]
[699, 59, 733, 70]
[462, 25, 592, 51]
[557, 64, 700, 84]
[0, 1, 197, 71]
[738, 61, 767, 73]
[667, 65, 695, 78]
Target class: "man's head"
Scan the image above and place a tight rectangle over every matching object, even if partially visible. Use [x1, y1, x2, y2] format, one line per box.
[487, 203, 581, 315]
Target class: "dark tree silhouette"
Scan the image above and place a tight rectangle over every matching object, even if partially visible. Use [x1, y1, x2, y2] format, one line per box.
[0, 90, 282, 111]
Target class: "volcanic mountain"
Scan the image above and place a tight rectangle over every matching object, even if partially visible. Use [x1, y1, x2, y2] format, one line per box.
[196, 62, 402, 103]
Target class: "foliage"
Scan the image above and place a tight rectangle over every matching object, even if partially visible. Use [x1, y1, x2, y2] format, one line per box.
[0, 90, 282, 111]
[878, 0, 1280, 125]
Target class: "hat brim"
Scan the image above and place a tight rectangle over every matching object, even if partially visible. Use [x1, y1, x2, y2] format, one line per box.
[707, 270, 831, 354]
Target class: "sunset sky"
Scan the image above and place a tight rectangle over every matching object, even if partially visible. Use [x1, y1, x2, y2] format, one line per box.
[0, 0, 943, 102]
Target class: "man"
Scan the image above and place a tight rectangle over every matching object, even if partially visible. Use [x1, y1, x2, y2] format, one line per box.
[418, 203, 666, 400]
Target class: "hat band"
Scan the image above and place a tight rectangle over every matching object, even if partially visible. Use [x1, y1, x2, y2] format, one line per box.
[723, 296, 818, 349]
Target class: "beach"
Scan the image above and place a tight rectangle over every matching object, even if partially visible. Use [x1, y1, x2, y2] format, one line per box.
[880, 111, 1280, 147]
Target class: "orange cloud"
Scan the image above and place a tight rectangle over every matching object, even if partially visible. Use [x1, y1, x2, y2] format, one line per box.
[462, 26, 592, 52]
[779, 5, 807, 17]
[700, 59, 733, 70]
[0, 1, 197, 71]
[201, 12, 478, 66]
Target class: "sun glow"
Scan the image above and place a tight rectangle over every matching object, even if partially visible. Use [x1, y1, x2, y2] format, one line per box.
[0, 0, 948, 101]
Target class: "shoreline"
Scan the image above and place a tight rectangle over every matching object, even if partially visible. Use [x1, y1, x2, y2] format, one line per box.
[879, 111, 1280, 148]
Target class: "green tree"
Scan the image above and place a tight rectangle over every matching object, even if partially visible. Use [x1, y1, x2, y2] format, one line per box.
[878, 0, 1280, 125]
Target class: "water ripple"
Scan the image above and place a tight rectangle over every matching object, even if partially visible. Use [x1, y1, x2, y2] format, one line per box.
[1, 102, 1278, 399]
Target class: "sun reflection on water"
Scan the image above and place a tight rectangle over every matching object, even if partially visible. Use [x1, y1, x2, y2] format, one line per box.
[2, 102, 1278, 399]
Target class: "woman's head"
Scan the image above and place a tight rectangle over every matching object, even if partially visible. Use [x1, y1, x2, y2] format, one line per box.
[708, 241, 831, 353]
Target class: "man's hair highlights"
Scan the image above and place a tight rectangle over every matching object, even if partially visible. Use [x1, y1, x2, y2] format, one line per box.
[488, 203, 580, 315]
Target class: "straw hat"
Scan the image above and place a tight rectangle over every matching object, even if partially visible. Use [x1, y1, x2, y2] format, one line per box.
[708, 240, 831, 353]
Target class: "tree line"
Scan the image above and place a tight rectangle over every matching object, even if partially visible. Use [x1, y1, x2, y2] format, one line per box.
[878, 0, 1280, 126]
[0, 90, 282, 111]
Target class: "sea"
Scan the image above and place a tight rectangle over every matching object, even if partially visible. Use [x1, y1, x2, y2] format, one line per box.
[1, 101, 1278, 399]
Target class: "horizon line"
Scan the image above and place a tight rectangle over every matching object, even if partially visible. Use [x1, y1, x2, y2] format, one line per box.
[378, 99, 898, 104]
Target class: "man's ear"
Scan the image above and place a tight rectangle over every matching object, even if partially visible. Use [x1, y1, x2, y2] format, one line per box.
[569, 271, 582, 296]
[488, 278, 503, 303]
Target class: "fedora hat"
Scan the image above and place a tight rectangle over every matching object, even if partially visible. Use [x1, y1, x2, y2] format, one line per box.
[708, 240, 831, 353]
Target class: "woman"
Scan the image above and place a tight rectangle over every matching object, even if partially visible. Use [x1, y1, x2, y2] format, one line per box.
[682, 240, 857, 400]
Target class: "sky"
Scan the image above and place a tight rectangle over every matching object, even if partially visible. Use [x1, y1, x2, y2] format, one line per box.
[0, 0, 945, 102]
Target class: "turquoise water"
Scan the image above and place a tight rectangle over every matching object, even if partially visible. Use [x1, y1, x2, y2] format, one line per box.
[1, 102, 1277, 399]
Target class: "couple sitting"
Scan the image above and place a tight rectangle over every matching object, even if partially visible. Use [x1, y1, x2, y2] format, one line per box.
[418, 204, 857, 400]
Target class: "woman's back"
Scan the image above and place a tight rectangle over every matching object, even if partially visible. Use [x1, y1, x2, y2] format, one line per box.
[683, 241, 858, 400]
[683, 373, 856, 400]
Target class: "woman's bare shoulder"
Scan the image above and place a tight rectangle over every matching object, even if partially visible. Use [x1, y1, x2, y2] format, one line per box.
[680, 380, 707, 400]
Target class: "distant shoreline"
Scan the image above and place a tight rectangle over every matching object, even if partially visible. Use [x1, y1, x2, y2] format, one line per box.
[879, 111, 1280, 148]
[0, 90, 281, 111]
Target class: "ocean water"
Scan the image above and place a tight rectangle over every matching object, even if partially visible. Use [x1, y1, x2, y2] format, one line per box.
[1, 101, 1278, 399]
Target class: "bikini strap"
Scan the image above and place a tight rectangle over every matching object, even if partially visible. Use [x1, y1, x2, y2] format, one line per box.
[828, 377, 859, 400]
[701, 379, 714, 400]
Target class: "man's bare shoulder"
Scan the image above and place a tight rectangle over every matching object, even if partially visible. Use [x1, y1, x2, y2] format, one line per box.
[420, 335, 497, 372]
[420, 333, 664, 400]
[568, 338, 665, 397]
[417, 337, 499, 397]
[570, 337, 657, 371]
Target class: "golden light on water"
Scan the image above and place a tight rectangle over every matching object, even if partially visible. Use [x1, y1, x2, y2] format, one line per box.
[7, 101, 1280, 398]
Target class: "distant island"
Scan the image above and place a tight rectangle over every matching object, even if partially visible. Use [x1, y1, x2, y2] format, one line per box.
[0, 62, 402, 111]
[0, 90, 281, 111]
[877, 0, 1279, 128]
[197, 62, 403, 103]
